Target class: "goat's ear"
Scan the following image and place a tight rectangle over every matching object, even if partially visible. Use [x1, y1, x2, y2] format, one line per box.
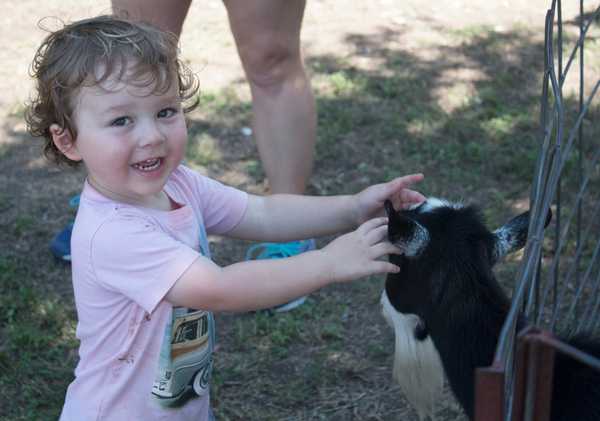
[385, 200, 430, 257]
[384, 200, 396, 219]
[491, 208, 552, 264]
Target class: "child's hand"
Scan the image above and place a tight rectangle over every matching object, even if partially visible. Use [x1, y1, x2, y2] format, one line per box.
[321, 217, 402, 283]
[353, 173, 425, 224]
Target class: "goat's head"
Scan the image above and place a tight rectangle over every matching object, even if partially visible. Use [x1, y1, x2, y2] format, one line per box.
[380, 197, 551, 419]
[382, 198, 551, 318]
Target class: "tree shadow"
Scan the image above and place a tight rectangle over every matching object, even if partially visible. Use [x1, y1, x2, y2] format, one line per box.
[186, 26, 552, 209]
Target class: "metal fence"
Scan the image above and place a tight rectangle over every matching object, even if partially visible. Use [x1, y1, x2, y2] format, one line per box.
[475, 1, 600, 420]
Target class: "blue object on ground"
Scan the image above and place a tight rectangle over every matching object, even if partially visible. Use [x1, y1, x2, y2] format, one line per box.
[50, 195, 80, 262]
[245, 239, 317, 313]
[50, 222, 74, 262]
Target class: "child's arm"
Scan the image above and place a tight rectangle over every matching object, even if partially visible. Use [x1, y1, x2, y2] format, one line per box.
[165, 173, 425, 312]
[165, 217, 401, 312]
[227, 173, 425, 242]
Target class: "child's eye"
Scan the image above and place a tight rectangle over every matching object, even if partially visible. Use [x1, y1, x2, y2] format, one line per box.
[111, 116, 131, 127]
[157, 107, 178, 119]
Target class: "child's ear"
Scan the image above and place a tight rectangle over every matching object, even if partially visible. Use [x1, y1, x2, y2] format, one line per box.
[50, 124, 82, 161]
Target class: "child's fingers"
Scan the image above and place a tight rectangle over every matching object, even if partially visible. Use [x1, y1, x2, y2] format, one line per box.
[371, 241, 403, 258]
[372, 261, 401, 275]
[357, 216, 388, 234]
[386, 189, 426, 212]
[400, 189, 426, 204]
[388, 173, 424, 191]
[366, 224, 389, 245]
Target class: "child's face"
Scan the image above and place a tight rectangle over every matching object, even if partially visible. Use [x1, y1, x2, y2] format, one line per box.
[67, 71, 188, 207]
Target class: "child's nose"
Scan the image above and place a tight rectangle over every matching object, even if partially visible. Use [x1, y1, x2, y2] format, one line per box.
[138, 121, 166, 147]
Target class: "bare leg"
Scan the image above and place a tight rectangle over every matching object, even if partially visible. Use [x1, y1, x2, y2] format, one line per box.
[111, 0, 191, 37]
[224, 0, 316, 194]
[112, 0, 316, 195]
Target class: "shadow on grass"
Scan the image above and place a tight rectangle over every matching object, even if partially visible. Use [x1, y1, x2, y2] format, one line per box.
[190, 27, 550, 213]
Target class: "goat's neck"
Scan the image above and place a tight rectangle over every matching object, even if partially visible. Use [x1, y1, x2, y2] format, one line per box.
[428, 285, 510, 419]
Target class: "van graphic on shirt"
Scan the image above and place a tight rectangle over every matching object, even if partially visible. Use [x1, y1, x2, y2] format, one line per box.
[152, 307, 215, 406]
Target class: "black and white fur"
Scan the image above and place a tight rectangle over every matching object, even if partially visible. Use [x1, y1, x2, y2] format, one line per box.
[381, 198, 600, 421]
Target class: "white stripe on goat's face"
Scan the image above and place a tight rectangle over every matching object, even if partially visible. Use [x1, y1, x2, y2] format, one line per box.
[384, 200, 433, 258]
[417, 197, 463, 213]
[386, 197, 462, 258]
[381, 292, 444, 420]
[394, 223, 430, 257]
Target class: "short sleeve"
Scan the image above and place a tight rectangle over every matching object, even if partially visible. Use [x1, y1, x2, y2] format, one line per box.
[179, 166, 248, 235]
[89, 213, 204, 313]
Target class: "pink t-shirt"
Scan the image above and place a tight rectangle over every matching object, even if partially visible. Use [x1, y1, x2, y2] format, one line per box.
[60, 165, 248, 421]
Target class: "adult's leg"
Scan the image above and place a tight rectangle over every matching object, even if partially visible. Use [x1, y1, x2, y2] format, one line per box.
[224, 0, 316, 194]
[111, 0, 191, 37]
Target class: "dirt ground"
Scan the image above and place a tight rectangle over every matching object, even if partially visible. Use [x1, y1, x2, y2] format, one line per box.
[0, 1, 593, 420]
[0, 0, 582, 109]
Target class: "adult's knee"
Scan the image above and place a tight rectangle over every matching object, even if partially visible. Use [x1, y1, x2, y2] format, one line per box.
[238, 38, 303, 90]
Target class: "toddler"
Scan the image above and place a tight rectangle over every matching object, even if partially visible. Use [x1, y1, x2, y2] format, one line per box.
[26, 15, 424, 420]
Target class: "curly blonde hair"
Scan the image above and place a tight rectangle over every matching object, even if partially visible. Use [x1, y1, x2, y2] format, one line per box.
[25, 15, 200, 166]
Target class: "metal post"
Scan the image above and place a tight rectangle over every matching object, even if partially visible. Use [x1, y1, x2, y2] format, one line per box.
[511, 328, 556, 421]
[474, 362, 505, 421]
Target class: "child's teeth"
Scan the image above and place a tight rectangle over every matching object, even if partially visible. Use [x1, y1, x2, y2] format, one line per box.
[135, 158, 161, 171]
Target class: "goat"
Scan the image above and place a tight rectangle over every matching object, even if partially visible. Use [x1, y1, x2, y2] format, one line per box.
[380, 198, 600, 421]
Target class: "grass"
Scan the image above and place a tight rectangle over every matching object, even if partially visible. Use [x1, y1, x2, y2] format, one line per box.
[2, 19, 600, 421]
[0, 257, 78, 420]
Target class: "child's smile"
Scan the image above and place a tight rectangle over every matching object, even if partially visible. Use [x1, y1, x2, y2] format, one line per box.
[130, 156, 168, 178]
[132, 157, 163, 173]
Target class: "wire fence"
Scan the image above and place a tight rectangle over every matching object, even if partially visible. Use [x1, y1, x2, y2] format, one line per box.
[490, 1, 600, 419]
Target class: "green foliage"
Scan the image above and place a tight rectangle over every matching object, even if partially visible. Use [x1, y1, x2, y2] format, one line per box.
[13, 216, 35, 237]
[187, 133, 222, 166]
[244, 159, 264, 180]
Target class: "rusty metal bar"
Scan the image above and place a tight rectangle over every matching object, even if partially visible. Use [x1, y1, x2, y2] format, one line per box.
[524, 333, 555, 421]
[475, 362, 505, 421]
[527, 332, 600, 371]
[510, 328, 555, 421]
[509, 327, 600, 421]
[510, 334, 526, 421]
